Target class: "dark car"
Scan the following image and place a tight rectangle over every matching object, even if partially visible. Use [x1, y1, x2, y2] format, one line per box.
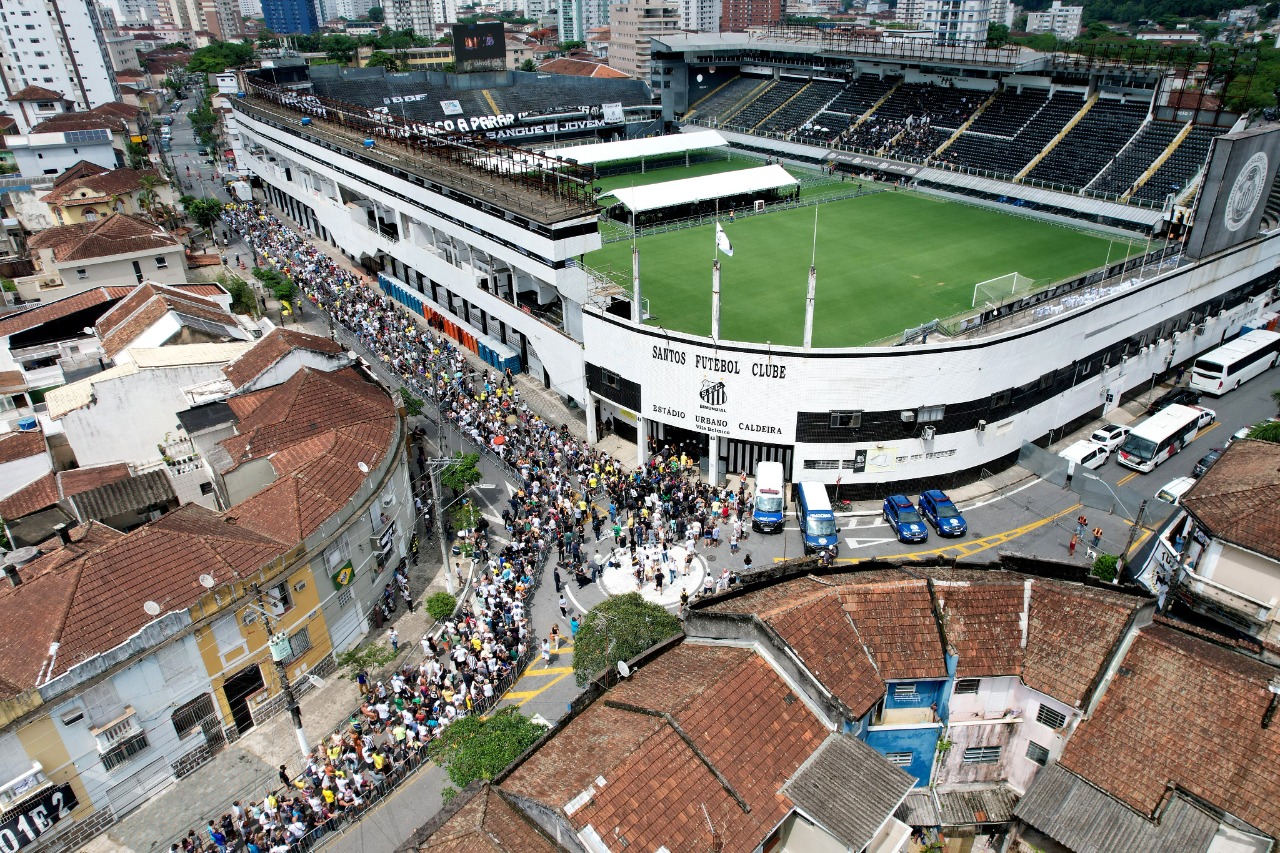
[917, 489, 967, 537]
[884, 495, 928, 543]
[1192, 448, 1224, 478]
[1147, 387, 1201, 415]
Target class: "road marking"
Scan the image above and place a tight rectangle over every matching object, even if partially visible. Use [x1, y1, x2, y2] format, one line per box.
[520, 665, 574, 676]
[845, 536, 899, 549]
[825, 503, 1084, 564]
[503, 669, 574, 709]
[1117, 471, 1138, 487]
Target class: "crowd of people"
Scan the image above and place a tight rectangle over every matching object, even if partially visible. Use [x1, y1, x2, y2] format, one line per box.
[185, 201, 760, 853]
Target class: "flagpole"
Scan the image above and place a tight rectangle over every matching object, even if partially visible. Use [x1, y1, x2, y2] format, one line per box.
[712, 200, 721, 341]
[803, 204, 818, 349]
[631, 203, 642, 324]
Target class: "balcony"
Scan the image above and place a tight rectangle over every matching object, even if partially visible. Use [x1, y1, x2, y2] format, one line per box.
[1178, 567, 1275, 633]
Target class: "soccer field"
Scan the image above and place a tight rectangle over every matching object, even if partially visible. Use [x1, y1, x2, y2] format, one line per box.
[587, 192, 1135, 347]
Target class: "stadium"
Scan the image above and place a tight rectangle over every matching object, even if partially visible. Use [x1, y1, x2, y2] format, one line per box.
[228, 30, 1280, 497]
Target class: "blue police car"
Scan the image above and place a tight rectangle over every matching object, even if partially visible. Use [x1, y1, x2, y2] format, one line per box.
[883, 495, 928, 543]
[917, 489, 968, 537]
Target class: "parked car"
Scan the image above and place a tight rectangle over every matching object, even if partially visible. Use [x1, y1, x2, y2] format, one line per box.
[1090, 423, 1131, 452]
[1191, 406, 1216, 429]
[917, 489, 967, 537]
[1059, 440, 1109, 470]
[884, 495, 928, 543]
[1192, 448, 1224, 478]
[197, 147, 208, 156]
[1156, 476, 1197, 505]
[1147, 387, 1201, 414]
[162, 116, 174, 126]
[1227, 426, 1252, 446]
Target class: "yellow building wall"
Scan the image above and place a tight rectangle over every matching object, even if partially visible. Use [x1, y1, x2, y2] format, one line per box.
[15, 715, 95, 821]
[52, 196, 143, 226]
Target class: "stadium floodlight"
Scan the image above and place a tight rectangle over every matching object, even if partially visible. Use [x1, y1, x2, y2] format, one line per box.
[972, 272, 1036, 310]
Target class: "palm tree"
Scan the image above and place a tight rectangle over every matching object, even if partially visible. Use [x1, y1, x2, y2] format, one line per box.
[136, 174, 163, 219]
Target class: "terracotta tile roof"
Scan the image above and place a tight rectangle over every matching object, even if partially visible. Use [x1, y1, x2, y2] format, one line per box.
[537, 57, 630, 78]
[1023, 581, 1139, 708]
[0, 286, 133, 339]
[703, 574, 830, 616]
[90, 102, 141, 120]
[26, 214, 179, 265]
[839, 578, 947, 680]
[8, 85, 65, 101]
[31, 111, 128, 134]
[222, 328, 346, 389]
[0, 522, 124, 698]
[404, 782, 563, 852]
[0, 473, 59, 520]
[0, 428, 46, 465]
[94, 282, 235, 359]
[1058, 624, 1280, 838]
[53, 160, 110, 186]
[41, 167, 164, 207]
[48, 505, 289, 680]
[506, 642, 828, 853]
[1181, 439, 1280, 563]
[930, 570, 1029, 678]
[0, 371, 26, 393]
[768, 590, 884, 716]
[58, 463, 132, 496]
[172, 283, 228, 299]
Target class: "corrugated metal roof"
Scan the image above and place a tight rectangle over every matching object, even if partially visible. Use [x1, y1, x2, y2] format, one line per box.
[783, 734, 916, 851]
[937, 786, 1019, 825]
[1014, 765, 1218, 853]
[897, 789, 941, 826]
[68, 469, 176, 522]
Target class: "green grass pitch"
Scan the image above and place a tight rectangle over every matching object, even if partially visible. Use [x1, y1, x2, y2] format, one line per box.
[594, 154, 779, 199]
[587, 191, 1136, 347]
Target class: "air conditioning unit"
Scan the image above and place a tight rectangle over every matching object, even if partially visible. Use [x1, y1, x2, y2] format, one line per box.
[900, 410, 916, 423]
[242, 610, 258, 625]
[922, 426, 936, 441]
[1195, 323, 1207, 337]
[976, 420, 987, 432]
[381, 494, 395, 508]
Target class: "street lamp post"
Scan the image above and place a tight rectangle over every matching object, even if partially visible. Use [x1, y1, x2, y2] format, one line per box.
[420, 455, 495, 594]
[250, 582, 310, 758]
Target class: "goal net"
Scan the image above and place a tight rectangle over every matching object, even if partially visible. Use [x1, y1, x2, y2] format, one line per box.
[971, 272, 1037, 309]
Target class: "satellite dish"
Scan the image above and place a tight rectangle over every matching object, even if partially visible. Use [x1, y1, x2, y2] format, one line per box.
[357, 462, 370, 473]
[616, 660, 631, 679]
[198, 573, 217, 589]
[143, 601, 161, 616]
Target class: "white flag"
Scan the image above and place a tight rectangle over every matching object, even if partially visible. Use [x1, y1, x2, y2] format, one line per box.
[716, 222, 734, 257]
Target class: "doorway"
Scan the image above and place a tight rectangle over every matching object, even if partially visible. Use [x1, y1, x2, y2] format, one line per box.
[222, 663, 265, 735]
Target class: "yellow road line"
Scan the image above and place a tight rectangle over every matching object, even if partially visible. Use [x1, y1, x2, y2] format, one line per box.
[506, 671, 573, 708]
[828, 503, 1084, 565]
[1117, 471, 1138, 487]
[520, 665, 574, 675]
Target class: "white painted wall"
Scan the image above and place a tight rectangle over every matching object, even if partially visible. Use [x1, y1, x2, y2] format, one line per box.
[0, 450, 53, 499]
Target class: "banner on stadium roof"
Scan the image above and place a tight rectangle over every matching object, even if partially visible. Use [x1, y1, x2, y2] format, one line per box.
[602, 102, 625, 123]
[440, 99, 463, 116]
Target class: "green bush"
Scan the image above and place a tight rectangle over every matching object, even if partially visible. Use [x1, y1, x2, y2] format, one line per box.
[426, 591, 457, 621]
[1092, 553, 1119, 583]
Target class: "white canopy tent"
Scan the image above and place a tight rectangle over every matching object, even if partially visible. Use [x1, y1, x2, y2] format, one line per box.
[542, 130, 729, 166]
[606, 164, 798, 213]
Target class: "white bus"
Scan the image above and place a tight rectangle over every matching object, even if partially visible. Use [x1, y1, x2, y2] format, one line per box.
[1117, 404, 1204, 473]
[1189, 328, 1280, 395]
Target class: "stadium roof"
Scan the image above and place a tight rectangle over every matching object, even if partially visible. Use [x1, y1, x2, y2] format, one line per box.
[543, 130, 728, 165]
[607, 164, 798, 213]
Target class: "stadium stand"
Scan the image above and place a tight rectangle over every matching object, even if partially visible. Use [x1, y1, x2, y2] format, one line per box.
[1131, 124, 1222, 203]
[962, 87, 1048, 138]
[1027, 98, 1149, 189]
[792, 75, 897, 144]
[844, 82, 985, 157]
[939, 91, 1085, 178]
[688, 76, 765, 122]
[1087, 119, 1183, 198]
[760, 80, 845, 135]
[727, 79, 806, 130]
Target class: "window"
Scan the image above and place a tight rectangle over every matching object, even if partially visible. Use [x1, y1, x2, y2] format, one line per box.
[154, 256, 168, 269]
[324, 533, 351, 573]
[285, 627, 311, 662]
[1036, 704, 1067, 730]
[962, 746, 1002, 764]
[101, 731, 149, 771]
[155, 641, 193, 684]
[829, 410, 861, 429]
[954, 678, 980, 695]
[211, 613, 246, 659]
[75, 268, 88, 280]
[266, 582, 292, 616]
[199, 481, 214, 495]
[601, 369, 620, 389]
[918, 404, 945, 424]
[131, 260, 143, 283]
[82, 209, 98, 221]
[893, 683, 919, 700]
[1026, 741, 1050, 766]
[885, 751, 913, 767]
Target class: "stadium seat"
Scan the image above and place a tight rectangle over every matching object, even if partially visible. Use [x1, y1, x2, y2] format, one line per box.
[692, 77, 769, 124]
[1131, 125, 1223, 204]
[939, 91, 1084, 179]
[1027, 98, 1149, 190]
[759, 81, 845, 136]
[1088, 120, 1183, 198]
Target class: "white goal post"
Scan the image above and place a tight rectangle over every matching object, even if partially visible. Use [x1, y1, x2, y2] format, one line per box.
[972, 272, 1037, 309]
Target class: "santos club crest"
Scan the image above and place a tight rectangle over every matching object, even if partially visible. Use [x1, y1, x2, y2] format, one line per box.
[1224, 151, 1268, 233]
[700, 379, 727, 406]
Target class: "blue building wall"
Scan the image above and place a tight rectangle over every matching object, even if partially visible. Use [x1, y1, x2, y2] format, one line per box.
[864, 725, 941, 787]
[262, 0, 318, 33]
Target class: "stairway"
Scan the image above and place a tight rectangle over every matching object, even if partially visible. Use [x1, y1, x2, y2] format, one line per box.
[932, 91, 998, 159]
[1124, 120, 1194, 201]
[1015, 92, 1098, 181]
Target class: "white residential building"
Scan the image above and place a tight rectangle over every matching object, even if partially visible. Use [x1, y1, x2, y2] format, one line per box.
[610, 0, 680, 79]
[239, 0, 264, 16]
[331, 0, 376, 18]
[560, 0, 610, 42]
[678, 0, 721, 32]
[1026, 1, 1082, 39]
[385, 0, 458, 34]
[0, 0, 121, 116]
[918, 0, 1010, 42]
[99, 0, 163, 25]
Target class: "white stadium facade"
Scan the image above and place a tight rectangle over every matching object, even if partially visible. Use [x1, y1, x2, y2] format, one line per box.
[230, 35, 1280, 498]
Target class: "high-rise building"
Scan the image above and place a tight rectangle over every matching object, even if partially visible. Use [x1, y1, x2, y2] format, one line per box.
[917, 0, 1011, 41]
[559, 0, 609, 43]
[678, 0, 720, 32]
[98, 0, 162, 24]
[1026, 0, 1083, 39]
[719, 0, 778, 31]
[0, 0, 121, 116]
[262, 0, 320, 32]
[330, 0, 375, 19]
[240, 0, 264, 17]
[610, 0, 678, 79]
[384, 0, 457, 36]
[201, 0, 246, 37]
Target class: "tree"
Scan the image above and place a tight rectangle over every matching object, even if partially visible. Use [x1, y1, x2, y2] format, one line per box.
[572, 592, 681, 686]
[366, 50, 400, 70]
[427, 708, 546, 793]
[426, 592, 457, 620]
[400, 389, 425, 417]
[519, 58, 538, 72]
[986, 22, 1010, 46]
[185, 196, 224, 234]
[323, 33, 359, 64]
[126, 141, 149, 170]
[367, 5, 384, 21]
[136, 173, 164, 218]
[216, 271, 259, 315]
[257, 28, 280, 47]
[335, 641, 400, 680]
[530, 27, 556, 44]
[558, 39, 584, 51]
[440, 451, 482, 495]
[188, 40, 255, 73]
[1091, 553, 1119, 582]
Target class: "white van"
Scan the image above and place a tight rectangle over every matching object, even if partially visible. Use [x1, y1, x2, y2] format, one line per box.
[1059, 440, 1109, 470]
[1156, 476, 1197, 505]
[751, 461, 785, 533]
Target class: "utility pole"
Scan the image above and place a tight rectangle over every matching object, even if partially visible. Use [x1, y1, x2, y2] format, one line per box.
[1118, 499, 1148, 583]
[429, 457, 454, 594]
[252, 583, 310, 758]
